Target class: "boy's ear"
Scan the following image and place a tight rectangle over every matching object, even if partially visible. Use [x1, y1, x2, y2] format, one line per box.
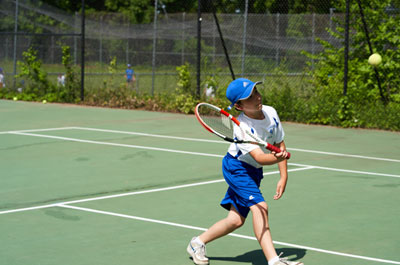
[234, 102, 243, 111]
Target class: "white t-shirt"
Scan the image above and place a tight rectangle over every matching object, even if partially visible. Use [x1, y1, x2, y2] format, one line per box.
[227, 105, 285, 168]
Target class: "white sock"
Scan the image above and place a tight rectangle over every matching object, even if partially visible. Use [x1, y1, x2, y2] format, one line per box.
[268, 256, 279, 265]
[194, 236, 205, 245]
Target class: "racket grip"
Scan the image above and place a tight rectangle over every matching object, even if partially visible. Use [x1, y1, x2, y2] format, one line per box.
[266, 143, 291, 159]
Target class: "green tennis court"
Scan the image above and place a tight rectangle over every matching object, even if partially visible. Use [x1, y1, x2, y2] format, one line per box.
[1, 99, 399, 265]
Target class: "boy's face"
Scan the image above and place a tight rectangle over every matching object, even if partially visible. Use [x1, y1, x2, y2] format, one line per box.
[235, 87, 262, 113]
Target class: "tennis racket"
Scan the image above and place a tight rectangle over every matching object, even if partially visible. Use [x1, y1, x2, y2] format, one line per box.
[195, 102, 291, 159]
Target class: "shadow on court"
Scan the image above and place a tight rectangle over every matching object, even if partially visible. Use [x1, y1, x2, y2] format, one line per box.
[206, 248, 307, 264]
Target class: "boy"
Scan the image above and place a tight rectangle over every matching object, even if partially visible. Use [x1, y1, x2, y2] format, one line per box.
[187, 78, 303, 265]
[125, 64, 135, 88]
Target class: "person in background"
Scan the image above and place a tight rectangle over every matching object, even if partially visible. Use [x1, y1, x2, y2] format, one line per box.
[0, 68, 5, 89]
[204, 84, 215, 99]
[57, 74, 65, 87]
[125, 64, 135, 88]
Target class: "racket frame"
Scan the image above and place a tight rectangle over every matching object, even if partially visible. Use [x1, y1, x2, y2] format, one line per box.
[195, 102, 291, 159]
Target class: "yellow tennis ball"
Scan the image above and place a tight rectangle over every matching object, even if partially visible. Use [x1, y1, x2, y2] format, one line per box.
[368, 53, 382, 66]
[42, 100, 47, 104]
[13, 97, 17, 101]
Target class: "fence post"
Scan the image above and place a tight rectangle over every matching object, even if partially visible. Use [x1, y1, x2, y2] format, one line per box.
[312, 13, 315, 70]
[343, 0, 350, 96]
[99, 15, 103, 67]
[196, 0, 202, 98]
[51, 36, 54, 64]
[4, 36, 8, 61]
[136, 73, 139, 93]
[80, 0, 85, 101]
[5, 37, 8, 61]
[275, 13, 280, 67]
[241, 0, 248, 77]
[329, 8, 335, 44]
[74, 12, 78, 65]
[126, 18, 130, 65]
[212, 13, 216, 66]
[181, 12, 185, 65]
[151, 0, 158, 96]
[12, 0, 19, 89]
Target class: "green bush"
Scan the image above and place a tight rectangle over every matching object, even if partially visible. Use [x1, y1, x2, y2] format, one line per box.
[171, 63, 197, 114]
[60, 45, 81, 103]
[16, 47, 55, 98]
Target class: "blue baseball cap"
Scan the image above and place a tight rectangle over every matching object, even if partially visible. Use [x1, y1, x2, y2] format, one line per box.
[226, 78, 262, 109]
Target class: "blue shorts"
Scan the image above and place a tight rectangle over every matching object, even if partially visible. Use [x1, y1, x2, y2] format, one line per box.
[220, 153, 264, 218]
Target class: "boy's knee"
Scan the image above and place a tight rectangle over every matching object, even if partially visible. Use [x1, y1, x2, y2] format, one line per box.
[231, 218, 245, 229]
[227, 215, 245, 229]
[250, 202, 269, 215]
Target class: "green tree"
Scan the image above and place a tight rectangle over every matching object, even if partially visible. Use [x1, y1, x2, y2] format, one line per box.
[105, 0, 155, 23]
[38, 0, 339, 19]
[304, 0, 400, 128]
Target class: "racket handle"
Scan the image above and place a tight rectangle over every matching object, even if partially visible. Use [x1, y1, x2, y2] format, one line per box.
[266, 143, 291, 159]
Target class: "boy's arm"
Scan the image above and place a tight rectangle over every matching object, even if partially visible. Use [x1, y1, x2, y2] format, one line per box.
[249, 148, 284, 165]
[249, 141, 288, 200]
[249, 140, 289, 166]
[274, 141, 288, 200]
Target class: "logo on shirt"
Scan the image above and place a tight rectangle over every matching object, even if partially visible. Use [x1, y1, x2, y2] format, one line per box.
[273, 117, 279, 127]
[249, 195, 255, 200]
[267, 118, 280, 135]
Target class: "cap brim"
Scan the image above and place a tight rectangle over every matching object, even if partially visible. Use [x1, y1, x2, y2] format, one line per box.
[238, 81, 263, 102]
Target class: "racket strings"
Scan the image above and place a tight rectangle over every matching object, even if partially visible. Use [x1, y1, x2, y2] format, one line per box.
[198, 106, 235, 139]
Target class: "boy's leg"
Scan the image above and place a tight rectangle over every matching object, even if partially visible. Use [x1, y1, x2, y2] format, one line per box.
[187, 205, 245, 265]
[199, 205, 245, 244]
[200, 205, 245, 244]
[250, 202, 278, 261]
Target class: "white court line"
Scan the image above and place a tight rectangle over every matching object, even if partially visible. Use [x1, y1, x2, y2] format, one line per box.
[0, 167, 315, 215]
[7, 131, 400, 178]
[0, 203, 61, 215]
[290, 163, 400, 178]
[287, 147, 400, 163]
[73, 126, 224, 144]
[8, 131, 223, 158]
[3, 126, 399, 163]
[58, 204, 400, 265]
[0, 179, 225, 215]
[73, 126, 400, 163]
[0, 126, 76, 135]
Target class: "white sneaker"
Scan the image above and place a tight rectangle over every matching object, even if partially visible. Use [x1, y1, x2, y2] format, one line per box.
[273, 253, 304, 265]
[187, 237, 209, 265]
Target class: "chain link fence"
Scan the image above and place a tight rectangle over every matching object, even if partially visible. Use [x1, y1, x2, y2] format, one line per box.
[0, 0, 341, 98]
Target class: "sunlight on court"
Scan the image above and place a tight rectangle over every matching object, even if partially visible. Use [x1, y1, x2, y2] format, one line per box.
[1, 101, 399, 265]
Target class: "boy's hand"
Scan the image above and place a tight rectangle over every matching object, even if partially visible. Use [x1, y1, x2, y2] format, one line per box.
[272, 149, 289, 159]
[274, 178, 287, 200]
